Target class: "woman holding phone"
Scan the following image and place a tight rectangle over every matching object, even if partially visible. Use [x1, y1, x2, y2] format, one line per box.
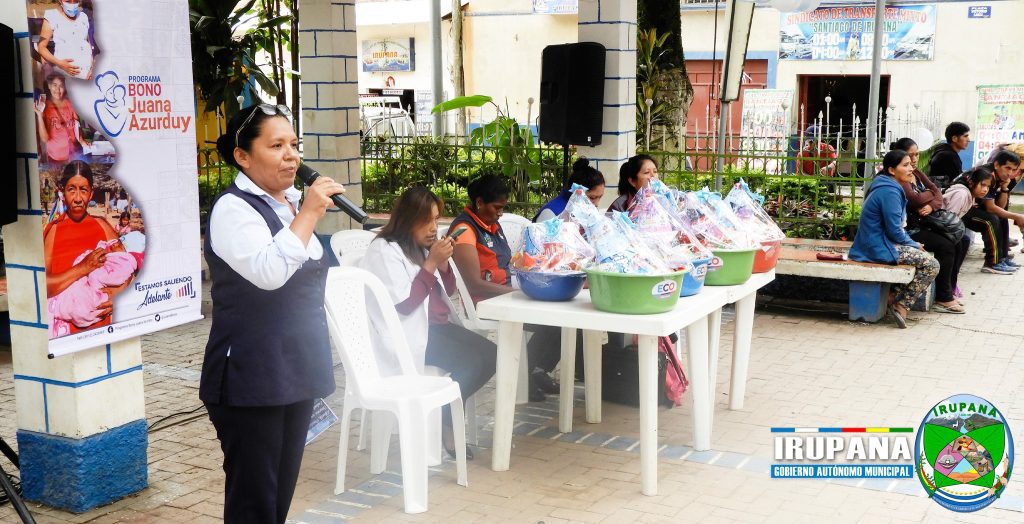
[360, 186, 496, 460]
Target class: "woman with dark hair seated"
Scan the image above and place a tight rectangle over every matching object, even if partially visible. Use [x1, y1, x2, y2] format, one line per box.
[534, 158, 605, 222]
[360, 186, 496, 460]
[889, 137, 967, 313]
[849, 149, 939, 328]
[608, 154, 657, 212]
[451, 175, 562, 402]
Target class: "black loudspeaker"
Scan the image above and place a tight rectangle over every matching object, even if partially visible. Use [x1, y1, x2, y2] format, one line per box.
[539, 42, 606, 147]
[1, 24, 16, 226]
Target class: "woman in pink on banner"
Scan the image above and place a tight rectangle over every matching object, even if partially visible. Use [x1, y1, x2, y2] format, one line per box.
[44, 161, 139, 338]
[796, 125, 838, 176]
[33, 73, 86, 164]
[36, 0, 96, 80]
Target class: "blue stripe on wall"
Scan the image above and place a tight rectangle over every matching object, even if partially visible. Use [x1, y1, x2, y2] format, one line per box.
[579, 21, 636, 26]
[42, 384, 49, 433]
[10, 320, 47, 330]
[14, 365, 144, 389]
[6, 264, 45, 271]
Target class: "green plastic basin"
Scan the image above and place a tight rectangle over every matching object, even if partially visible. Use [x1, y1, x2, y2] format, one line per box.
[584, 269, 688, 314]
[704, 248, 757, 286]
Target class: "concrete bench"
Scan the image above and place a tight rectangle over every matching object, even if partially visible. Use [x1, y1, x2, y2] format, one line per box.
[774, 239, 932, 322]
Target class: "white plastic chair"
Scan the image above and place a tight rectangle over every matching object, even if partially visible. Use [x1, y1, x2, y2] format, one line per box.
[330, 229, 377, 267]
[342, 225, 479, 461]
[330, 228, 378, 451]
[326, 267, 468, 514]
[498, 212, 532, 256]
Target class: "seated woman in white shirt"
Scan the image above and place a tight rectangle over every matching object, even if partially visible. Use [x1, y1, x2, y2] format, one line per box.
[360, 186, 496, 460]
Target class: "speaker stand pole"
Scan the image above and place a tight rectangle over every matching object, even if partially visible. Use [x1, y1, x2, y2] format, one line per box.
[562, 143, 570, 187]
[0, 438, 35, 524]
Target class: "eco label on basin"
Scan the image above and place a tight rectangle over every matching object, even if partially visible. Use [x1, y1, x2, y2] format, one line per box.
[692, 264, 708, 278]
[652, 280, 678, 298]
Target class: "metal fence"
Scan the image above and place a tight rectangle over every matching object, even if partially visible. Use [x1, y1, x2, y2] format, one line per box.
[197, 133, 876, 240]
[360, 136, 570, 218]
[647, 134, 872, 240]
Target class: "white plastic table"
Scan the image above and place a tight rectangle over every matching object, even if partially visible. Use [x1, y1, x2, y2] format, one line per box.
[476, 270, 774, 496]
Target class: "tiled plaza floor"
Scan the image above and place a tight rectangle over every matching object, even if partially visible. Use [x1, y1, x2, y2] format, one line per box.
[2, 242, 1023, 522]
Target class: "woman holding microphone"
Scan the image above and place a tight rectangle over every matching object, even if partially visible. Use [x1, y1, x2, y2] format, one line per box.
[201, 104, 345, 523]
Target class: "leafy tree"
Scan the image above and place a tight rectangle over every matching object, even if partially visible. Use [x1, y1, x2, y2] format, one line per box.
[637, 0, 694, 150]
[189, 0, 295, 122]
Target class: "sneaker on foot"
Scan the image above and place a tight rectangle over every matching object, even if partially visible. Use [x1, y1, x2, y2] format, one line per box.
[995, 262, 1018, 272]
[1001, 258, 1021, 268]
[982, 264, 1014, 275]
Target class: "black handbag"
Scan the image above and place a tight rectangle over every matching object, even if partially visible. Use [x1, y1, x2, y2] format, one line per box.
[918, 209, 966, 244]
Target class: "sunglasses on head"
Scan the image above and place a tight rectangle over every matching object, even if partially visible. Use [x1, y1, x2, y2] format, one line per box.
[234, 103, 292, 147]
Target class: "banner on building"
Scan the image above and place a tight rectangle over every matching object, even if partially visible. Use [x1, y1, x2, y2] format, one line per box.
[739, 89, 793, 173]
[532, 0, 577, 14]
[25, 0, 202, 357]
[361, 38, 415, 72]
[975, 85, 1024, 164]
[779, 4, 936, 61]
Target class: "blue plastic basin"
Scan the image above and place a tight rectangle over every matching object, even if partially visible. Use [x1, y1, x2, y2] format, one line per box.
[680, 257, 712, 297]
[516, 271, 587, 301]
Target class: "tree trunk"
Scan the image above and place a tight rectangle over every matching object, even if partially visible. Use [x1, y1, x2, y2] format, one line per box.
[274, 0, 287, 105]
[290, 0, 300, 135]
[451, 0, 466, 136]
[638, 0, 694, 150]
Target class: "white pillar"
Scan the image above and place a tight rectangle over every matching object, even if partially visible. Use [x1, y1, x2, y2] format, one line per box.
[2, 6, 146, 512]
[298, 0, 363, 236]
[577, 0, 637, 182]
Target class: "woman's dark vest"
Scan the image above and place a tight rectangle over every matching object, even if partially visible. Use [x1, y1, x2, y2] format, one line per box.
[200, 185, 335, 406]
[450, 210, 512, 289]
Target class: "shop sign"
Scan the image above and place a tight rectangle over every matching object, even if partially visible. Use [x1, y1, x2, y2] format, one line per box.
[974, 85, 1024, 164]
[533, 0, 577, 14]
[361, 38, 415, 72]
[967, 6, 991, 19]
[739, 89, 793, 173]
[779, 4, 937, 61]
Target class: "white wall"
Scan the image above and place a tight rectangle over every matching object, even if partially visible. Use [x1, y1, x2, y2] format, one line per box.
[680, 2, 1023, 131]
[356, 0, 580, 126]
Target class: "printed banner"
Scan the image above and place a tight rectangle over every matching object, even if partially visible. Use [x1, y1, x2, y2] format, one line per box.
[361, 38, 415, 72]
[739, 89, 793, 173]
[974, 85, 1024, 164]
[532, 0, 577, 14]
[26, 0, 202, 356]
[779, 4, 936, 61]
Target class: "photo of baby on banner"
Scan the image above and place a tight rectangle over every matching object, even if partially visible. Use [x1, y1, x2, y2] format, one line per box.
[26, 0, 145, 340]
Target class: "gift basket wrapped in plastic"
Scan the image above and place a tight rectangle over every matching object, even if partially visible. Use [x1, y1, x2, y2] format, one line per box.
[562, 185, 688, 313]
[675, 189, 760, 286]
[509, 214, 595, 301]
[724, 179, 786, 273]
[628, 184, 715, 297]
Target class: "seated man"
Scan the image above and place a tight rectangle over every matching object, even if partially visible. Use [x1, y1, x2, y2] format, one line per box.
[796, 125, 837, 176]
[928, 121, 970, 189]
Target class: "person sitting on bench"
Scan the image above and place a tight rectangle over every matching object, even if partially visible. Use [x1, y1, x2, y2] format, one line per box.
[849, 149, 939, 328]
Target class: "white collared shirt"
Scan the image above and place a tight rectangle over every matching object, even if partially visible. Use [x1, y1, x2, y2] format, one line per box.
[208, 172, 323, 291]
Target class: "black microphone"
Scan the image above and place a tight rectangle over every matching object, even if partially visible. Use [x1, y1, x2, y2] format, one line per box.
[295, 164, 369, 224]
